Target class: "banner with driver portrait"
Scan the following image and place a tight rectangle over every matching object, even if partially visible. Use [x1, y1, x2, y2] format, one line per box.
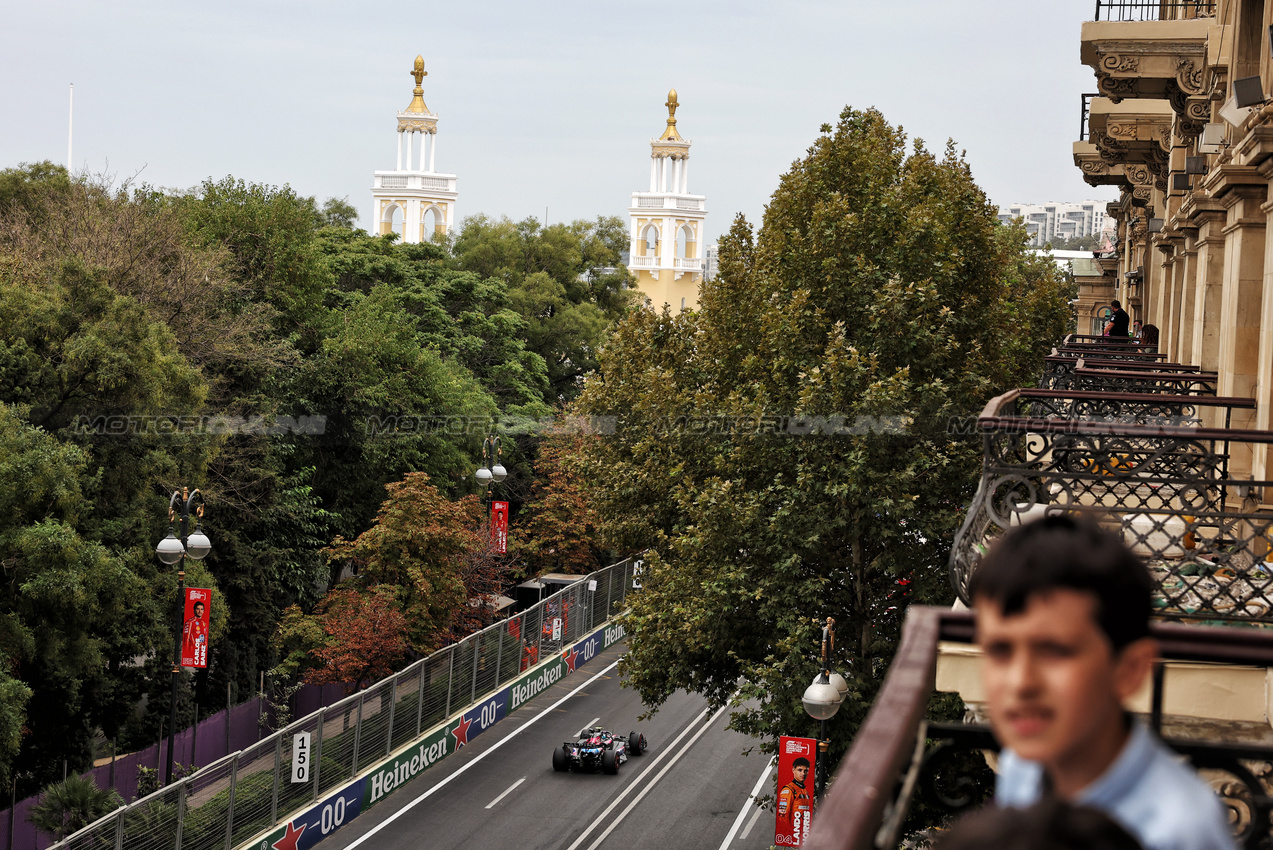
[181, 588, 211, 669]
[774, 735, 817, 847]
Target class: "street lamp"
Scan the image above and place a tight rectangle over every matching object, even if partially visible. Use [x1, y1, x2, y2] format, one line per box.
[155, 487, 210, 786]
[801, 617, 845, 799]
[474, 434, 507, 488]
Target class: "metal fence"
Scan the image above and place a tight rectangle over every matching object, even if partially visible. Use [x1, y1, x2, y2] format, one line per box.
[52, 556, 640, 850]
[1093, 1, 1215, 21]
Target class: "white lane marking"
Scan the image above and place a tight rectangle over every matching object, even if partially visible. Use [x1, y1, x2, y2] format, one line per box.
[739, 806, 764, 841]
[580, 717, 600, 735]
[561, 706, 713, 850]
[484, 776, 526, 810]
[573, 702, 733, 850]
[718, 756, 775, 848]
[344, 660, 620, 848]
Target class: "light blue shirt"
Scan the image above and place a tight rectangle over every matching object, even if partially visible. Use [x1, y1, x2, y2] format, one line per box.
[996, 721, 1236, 850]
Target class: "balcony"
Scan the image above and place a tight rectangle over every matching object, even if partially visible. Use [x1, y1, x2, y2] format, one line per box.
[1094, 1, 1216, 22]
[1080, 17, 1210, 112]
[1085, 98, 1175, 198]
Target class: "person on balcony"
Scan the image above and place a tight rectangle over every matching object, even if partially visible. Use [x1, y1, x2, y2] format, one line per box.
[1106, 299, 1131, 340]
[970, 515, 1235, 850]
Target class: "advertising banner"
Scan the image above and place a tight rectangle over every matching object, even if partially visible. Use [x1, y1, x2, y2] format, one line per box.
[491, 501, 509, 554]
[181, 588, 211, 669]
[774, 735, 817, 847]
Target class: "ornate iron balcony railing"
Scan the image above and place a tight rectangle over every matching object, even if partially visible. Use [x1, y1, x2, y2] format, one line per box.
[805, 607, 1273, 850]
[1072, 362, 1218, 394]
[948, 389, 1273, 624]
[1093, 0, 1216, 21]
[1041, 355, 1208, 391]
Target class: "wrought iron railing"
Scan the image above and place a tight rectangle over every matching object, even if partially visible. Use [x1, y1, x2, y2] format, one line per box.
[1041, 355, 1208, 391]
[1072, 362, 1218, 394]
[1080, 92, 1098, 141]
[51, 557, 641, 850]
[805, 607, 1273, 850]
[948, 390, 1273, 624]
[1093, 0, 1216, 21]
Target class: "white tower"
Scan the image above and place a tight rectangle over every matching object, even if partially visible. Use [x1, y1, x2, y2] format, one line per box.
[371, 55, 458, 243]
[628, 90, 707, 311]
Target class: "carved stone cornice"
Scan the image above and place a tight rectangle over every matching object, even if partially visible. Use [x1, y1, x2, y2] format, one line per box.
[1074, 141, 1130, 188]
[1088, 98, 1174, 175]
[1080, 20, 1209, 103]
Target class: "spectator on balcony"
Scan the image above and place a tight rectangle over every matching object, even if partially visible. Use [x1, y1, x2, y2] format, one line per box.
[1106, 299, 1130, 340]
[1139, 324, 1159, 354]
[936, 798, 1143, 850]
[970, 515, 1234, 850]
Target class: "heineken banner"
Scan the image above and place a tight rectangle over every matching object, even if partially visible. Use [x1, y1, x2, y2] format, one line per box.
[258, 621, 628, 850]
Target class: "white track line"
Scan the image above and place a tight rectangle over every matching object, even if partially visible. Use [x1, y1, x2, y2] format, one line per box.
[345, 660, 619, 848]
[484, 776, 525, 810]
[718, 757, 774, 848]
[580, 717, 601, 735]
[570, 702, 732, 850]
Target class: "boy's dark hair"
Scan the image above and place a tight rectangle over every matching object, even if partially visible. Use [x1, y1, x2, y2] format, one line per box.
[792, 757, 810, 769]
[969, 514, 1153, 651]
[1111, 299, 1122, 308]
[936, 799, 1143, 850]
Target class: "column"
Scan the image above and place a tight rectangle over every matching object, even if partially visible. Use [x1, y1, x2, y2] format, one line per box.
[660, 158, 668, 194]
[1216, 185, 1266, 482]
[1190, 209, 1226, 373]
[1176, 231, 1198, 363]
[429, 132, 437, 173]
[405, 133, 414, 174]
[650, 159, 658, 192]
[396, 130, 403, 171]
[680, 158, 690, 194]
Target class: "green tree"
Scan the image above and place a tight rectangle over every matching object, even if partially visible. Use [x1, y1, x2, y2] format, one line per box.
[27, 773, 123, 841]
[318, 196, 360, 230]
[452, 215, 638, 403]
[512, 428, 603, 578]
[323, 473, 489, 653]
[575, 107, 1071, 772]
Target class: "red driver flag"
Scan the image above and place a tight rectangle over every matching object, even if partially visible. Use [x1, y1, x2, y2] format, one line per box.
[775, 735, 817, 846]
[181, 588, 211, 669]
[491, 500, 509, 554]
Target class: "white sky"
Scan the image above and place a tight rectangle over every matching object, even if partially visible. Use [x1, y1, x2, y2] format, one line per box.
[1, 1, 1114, 246]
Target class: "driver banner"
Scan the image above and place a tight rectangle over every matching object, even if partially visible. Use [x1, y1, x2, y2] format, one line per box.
[774, 735, 817, 846]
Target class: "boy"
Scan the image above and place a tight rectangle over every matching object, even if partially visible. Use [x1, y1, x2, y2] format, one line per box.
[970, 515, 1234, 850]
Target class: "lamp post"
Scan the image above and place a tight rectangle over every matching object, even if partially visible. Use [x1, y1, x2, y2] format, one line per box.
[155, 487, 211, 786]
[474, 434, 507, 490]
[801, 617, 847, 800]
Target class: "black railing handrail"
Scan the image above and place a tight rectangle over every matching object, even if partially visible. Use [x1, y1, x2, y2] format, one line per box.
[1016, 387, 1256, 409]
[1045, 354, 1205, 373]
[1055, 346, 1166, 360]
[1094, 0, 1215, 21]
[977, 388, 1273, 442]
[1073, 362, 1218, 381]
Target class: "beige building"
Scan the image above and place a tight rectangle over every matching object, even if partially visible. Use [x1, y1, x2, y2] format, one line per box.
[370, 55, 459, 243]
[627, 91, 707, 311]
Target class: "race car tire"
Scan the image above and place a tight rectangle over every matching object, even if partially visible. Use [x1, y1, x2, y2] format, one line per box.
[553, 746, 568, 772]
[628, 730, 643, 755]
[602, 749, 619, 775]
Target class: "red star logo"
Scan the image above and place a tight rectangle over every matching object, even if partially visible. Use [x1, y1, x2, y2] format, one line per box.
[272, 821, 306, 850]
[451, 713, 474, 747]
[563, 648, 579, 673]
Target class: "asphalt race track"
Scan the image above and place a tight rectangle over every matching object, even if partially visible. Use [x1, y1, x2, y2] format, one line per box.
[318, 641, 780, 850]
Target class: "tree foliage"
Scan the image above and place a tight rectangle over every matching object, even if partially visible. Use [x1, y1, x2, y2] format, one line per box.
[27, 773, 123, 840]
[575, 107, 1071, 769]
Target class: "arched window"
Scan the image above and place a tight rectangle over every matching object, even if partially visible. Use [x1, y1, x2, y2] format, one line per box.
[676, 225, 690, 259]
[644, 225, 660, 255]
[422, 206, 440, 241]
[389, 204, 404, 239]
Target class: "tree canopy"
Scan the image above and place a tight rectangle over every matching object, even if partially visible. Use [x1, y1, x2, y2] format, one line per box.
[575, 107, 1073, 768]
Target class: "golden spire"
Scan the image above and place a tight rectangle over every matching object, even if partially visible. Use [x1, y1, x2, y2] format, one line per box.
[405, 55, 430, 114]
[659, 89, 683, 141]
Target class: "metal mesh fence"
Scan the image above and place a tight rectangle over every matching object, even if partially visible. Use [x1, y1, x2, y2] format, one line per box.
[53, 556, 639, 850]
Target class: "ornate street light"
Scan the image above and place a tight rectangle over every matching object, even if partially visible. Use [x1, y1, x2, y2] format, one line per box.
[474, 434, 507, 486]
[801, 617, 844, 799]
[155, 487, 210, 786]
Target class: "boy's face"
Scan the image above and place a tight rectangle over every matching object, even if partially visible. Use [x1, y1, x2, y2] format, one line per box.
[975, 588, 1153, 780]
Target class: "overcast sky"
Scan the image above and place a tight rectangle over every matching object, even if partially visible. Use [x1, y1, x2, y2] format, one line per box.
[2, 1, 1113, 246]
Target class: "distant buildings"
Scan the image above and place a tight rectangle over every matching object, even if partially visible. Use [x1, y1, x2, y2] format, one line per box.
[998, 201, 1110, 247]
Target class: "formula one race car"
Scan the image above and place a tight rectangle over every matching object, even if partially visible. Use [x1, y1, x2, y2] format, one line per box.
[552, 726, 647, 774]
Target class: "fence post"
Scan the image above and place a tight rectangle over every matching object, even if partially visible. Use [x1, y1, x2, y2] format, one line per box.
[351, 692, 365, 776]
[175, 780, 187, 850]
[494, 624, 505, 686]
[607, 568, 614, 621]
[115, 801, 124, 850]
[444, 647, 455, 719]
[270, 733, 282, 827]
[386, 678, 398, 756]
[415, 664, 426, 737]
[470, 634, 481, 705]
[312, 708, 325, 803]
[223, 753, 239, 850]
